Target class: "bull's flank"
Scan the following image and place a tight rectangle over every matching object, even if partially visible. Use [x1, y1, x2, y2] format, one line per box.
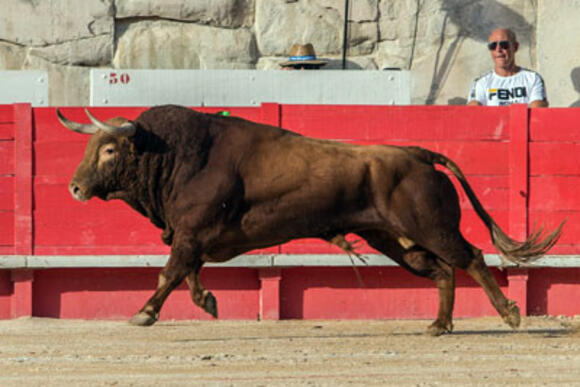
[57, 105, 564, 336]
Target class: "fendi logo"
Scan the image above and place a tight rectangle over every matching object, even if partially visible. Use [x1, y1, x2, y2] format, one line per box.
[488, 87, 527, 100]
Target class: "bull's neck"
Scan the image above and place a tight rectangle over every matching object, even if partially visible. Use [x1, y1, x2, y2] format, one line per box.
[122, 151, 172, 231]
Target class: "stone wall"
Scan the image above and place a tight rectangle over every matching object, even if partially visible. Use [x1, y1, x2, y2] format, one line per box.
[1, 0, 578, 107]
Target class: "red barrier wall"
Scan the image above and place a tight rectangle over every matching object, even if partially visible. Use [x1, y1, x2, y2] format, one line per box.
[0, 103, 578, 321]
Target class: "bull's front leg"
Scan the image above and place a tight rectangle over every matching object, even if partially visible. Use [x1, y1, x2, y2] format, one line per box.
[185, 260, 218, 318]
[129, 243, 196, 326]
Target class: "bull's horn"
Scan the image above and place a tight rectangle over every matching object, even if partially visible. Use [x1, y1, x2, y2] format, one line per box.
[56, 108, 98, 134]
[85, 108, 136, 137]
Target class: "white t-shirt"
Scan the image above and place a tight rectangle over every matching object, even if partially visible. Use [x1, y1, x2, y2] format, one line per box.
[467, 68, 547, 106]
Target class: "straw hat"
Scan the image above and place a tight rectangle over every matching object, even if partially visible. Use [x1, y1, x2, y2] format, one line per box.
[279, 43, 328, 67]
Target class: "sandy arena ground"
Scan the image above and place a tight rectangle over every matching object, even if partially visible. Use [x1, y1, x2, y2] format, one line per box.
[0, 316, 579, 386]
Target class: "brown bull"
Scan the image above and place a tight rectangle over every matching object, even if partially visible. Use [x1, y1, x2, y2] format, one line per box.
[57, 105, 563, 335]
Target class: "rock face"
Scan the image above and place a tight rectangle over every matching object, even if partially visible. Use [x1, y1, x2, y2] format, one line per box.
[0, 0, 576, 107]
[113, 20, 257, 69]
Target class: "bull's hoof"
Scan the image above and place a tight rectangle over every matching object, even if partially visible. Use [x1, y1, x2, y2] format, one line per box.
[129, 312, 157, 327]
[427, 320, 453, 337]
[204, 292, 218, 319]
[503, 301, 521, 329]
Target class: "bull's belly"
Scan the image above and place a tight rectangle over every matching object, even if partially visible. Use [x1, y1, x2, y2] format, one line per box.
[209, 207, 381, 257]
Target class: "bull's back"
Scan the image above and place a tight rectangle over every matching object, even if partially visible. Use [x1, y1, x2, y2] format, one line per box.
[239, 133, 418, 204]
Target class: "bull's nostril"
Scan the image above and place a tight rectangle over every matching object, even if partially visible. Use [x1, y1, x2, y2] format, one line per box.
[69, 183, 81, 197]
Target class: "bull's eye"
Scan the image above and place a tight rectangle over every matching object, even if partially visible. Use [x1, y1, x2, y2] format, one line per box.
[101, 145, 116, 156]
[98, 144, 117, 167]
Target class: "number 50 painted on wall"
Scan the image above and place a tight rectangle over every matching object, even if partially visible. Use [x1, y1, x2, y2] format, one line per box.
[108, 72, 131, 85]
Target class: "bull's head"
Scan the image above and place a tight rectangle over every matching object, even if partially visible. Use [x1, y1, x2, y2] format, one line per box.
[57, 109, 137, 202]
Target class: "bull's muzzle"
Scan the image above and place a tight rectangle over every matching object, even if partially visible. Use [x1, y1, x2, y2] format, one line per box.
[69, 181, 88, 202]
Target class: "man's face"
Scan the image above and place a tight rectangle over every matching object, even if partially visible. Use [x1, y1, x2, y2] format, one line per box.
[488, 30, 518, 70]
[285, 64, 322, 70]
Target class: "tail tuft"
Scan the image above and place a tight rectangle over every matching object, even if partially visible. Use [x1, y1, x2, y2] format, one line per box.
[492, 220, 565, 265]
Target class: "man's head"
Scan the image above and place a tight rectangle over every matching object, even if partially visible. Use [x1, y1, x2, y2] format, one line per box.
[279, 43, 327, 70]
[487, 28, 519, 75]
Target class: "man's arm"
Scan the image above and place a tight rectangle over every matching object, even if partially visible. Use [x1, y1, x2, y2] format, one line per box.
[466, 78, 485, 106]
[530, 99, 549, 108]
[529, 73, 549, 108]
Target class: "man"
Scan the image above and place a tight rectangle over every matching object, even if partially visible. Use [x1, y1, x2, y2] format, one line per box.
[467, 28, 548, 107]
[279, 43, 327, 70]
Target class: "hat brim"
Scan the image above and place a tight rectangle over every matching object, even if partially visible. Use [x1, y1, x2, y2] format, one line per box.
[279, 59, 327, 67]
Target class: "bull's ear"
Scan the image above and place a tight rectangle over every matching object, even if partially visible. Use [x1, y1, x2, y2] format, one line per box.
[56, 108, 98, 134]
[85, 109, 136, 137]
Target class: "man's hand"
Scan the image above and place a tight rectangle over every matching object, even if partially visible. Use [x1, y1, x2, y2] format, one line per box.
[530, 99, 549, 108]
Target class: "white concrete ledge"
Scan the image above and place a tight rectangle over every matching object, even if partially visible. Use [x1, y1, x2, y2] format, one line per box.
[1, 254, 580, 269]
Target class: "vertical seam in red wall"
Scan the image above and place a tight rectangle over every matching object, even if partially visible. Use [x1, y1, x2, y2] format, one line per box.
[13, 103, 33, 257]
[508, 104, 529, 240]
[507, 104, 530, 316]
[260, 103, 281, 128]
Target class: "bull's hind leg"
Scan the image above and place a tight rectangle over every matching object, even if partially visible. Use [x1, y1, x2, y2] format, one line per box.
[465, 248, 520, 329]
[428, 269, 455, 336]
[423, 234, 520, 330]
[357, 231, 456, 336]
[130, 244, 194, 326]
[185, 260, 218, 318]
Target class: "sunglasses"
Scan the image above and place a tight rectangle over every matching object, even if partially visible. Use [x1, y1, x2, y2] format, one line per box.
[487, 40, 510, 50]
[290, 64, 322, 70]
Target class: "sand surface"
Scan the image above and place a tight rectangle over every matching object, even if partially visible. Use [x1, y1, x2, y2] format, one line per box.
[0, 316, 579, 386]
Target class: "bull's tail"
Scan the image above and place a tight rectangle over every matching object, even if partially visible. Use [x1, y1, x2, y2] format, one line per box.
[405, 146, 565, 265]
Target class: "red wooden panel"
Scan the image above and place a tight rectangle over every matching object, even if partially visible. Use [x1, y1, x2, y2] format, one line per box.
[529, 143, 580, 176]
[34, 140, 88, 178]
[0, 177, 13, 211]
[0, 141, 13, 175]
[0, 270, 11, 319]
[529, 176, 580, 211]
[543, 244, 580, 255]
[528, 268, 580, 316]
[530, 108, 580, 142]
[1, 266, 577, 321]
[33, 245, 170, 256]
[0, 211, 14, 247]
[34, 182, 164, 251]
[280, 267, 507, 319]
[281, 105, 510, 142]
[526, 210, 579, 248]
[13, 103, 33, 256]
[33, 267, 260, 320]
[0, 105, 13, 122]
[0, 123, 13, 140]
